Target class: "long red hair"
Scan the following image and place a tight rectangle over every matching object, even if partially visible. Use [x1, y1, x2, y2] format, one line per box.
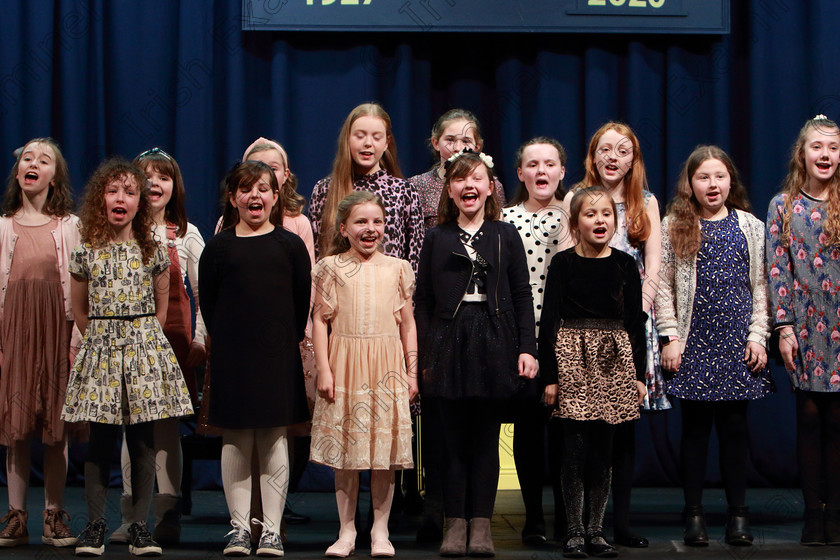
[578, 122, 650, 247]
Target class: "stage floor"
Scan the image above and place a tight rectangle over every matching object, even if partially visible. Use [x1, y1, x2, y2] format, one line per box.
[2, 487, 836, 558]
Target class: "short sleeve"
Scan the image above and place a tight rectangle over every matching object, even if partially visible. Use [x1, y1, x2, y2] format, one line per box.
[395, 258, 416, 318]
[311, 257, 337, 320]
[68, 244, 89, 278]
[150, 242, 171, 276]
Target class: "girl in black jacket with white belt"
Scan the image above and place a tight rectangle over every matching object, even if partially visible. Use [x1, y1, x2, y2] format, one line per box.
[415, 149, 537, 558]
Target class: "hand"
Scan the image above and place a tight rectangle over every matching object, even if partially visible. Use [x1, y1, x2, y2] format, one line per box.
[744, 340, 767, 373]
[317, 370, 335, 403]
[778, 326, 798, 372]
[408, 376, 419, 403]
[544, 384, 559, 407]
[636, 380, 648, 406]
[518, 353, 538, 379]
[661, 341, 681, 372]
[185, 342, 207, 368]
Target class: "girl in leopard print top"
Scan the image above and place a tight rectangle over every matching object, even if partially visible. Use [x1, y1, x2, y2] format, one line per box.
[307, 103, 424, 272]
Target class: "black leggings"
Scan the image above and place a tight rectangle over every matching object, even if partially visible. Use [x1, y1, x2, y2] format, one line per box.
[796, 390, 840, 509]
[562, 419, 616, 535]
[440, 400, 502, 519]
[679, 399, 749, 508]
[85, 422, 155, 521]
[512, 396, 546, 525]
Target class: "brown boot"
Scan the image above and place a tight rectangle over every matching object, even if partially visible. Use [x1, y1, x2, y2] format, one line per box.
[0, 509, 28, 547]
[42, 509, 78, 547]
[152, 493, 182, 545]
[467, 517, 495, 557]
[439, 517, 467, 557]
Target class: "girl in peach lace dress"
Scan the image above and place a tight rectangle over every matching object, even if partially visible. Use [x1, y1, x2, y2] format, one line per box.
[310, 191, 418, 558]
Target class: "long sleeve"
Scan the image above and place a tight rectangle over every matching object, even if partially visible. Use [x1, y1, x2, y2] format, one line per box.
[654, 216, 679, 340]
[197, 240, 219, 334]
[538, 253, 564, 386]
[404, 181, 426, 274]
[766, 195, 795, 328]
[288, 233, 312, 342]
[743, 211, 772, 345]
[307, 177, 330, 260]
[505, 226, 537, 357]
[414, 229, 435, 350]
[181, 223, 208, 346]
[622, 256, 647, 381]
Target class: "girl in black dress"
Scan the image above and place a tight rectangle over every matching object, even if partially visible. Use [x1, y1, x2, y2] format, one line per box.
[199, 161, 311, 558]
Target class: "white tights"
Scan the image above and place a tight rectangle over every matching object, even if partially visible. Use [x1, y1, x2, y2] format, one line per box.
[221, 427, 289, 533]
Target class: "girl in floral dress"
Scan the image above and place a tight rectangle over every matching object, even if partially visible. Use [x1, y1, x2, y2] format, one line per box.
[766, 115, 840, 546]
[63, 158, 193, 557]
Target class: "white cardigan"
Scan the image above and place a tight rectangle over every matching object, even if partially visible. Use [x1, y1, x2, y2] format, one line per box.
[655, 209, 771, 353]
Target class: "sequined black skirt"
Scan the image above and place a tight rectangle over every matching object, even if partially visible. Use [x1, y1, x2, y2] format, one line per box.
[421, 303, 521, 400]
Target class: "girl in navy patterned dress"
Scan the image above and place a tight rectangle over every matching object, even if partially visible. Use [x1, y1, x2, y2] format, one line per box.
[308, 103, 424, 271]
[657, 146, 773, 548]
[766, 115, 840, 545]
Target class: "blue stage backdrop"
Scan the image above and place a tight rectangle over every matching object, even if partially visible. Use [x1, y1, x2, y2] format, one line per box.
[0, 0, 833, 492]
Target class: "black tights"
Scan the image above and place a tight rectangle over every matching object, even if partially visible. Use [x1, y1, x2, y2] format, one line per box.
[512, 397, 546, 526]
[440, 400, 501, 519]
[611, 419, 635, 535]
[562, 419, 615, 535]
[796, 390, 840, 509]
[679, 399, 748, 507]
[85, 422, 155, 521]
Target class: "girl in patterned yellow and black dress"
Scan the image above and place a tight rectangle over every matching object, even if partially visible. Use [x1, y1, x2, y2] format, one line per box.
[62, 158, 193, 557]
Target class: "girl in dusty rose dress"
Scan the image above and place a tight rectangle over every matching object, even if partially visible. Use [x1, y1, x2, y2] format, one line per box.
[0, 138, 81, 549]
[310, 191, 418, 558]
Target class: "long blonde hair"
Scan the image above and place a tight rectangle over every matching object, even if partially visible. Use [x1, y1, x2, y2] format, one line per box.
[779, 116, 840, 247]
[579, 122, 650, 247]
[320, 103, 403, 246]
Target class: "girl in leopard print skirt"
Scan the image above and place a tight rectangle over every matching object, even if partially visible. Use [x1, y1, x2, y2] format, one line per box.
[539, 185, 648, 558]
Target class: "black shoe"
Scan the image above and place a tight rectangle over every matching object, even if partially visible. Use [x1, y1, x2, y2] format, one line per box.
[562, 531, 587, 559]
[725, 506, 753, 546]
[75, 519, 107, 557]
[613, 530, 649, 548]
[522, 520, 547, 545]
[683, 506, 709, 547]
[128, 521, 162, 557]
[826, 508, 840, 545]
[802, 507, 825, 546]
[586, 531, 618, 558]
[282, 504, 310, 525]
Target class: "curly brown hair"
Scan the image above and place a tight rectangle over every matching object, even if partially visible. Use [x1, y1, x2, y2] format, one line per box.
[578, 122, 650, 247]
[779, 116, 840, 247]
[79, 158, 157, 264]
[666, 145, 752, 259]
[3, 138, 74, 217]
[438, 151, 500, 225]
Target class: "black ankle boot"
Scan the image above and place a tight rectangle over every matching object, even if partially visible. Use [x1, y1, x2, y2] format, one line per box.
[683, 505, 708, 547]
[725, 506, 753, 546]
[802, 507, 826, 546]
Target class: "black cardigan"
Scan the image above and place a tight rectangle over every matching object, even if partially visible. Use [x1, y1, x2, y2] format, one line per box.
[415, 219, 537, 358]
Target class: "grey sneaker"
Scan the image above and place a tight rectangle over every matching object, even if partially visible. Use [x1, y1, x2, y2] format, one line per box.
[256, 529, 284, 557]
[128, 521, 162, 557]
[224, 521, 252, 557]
